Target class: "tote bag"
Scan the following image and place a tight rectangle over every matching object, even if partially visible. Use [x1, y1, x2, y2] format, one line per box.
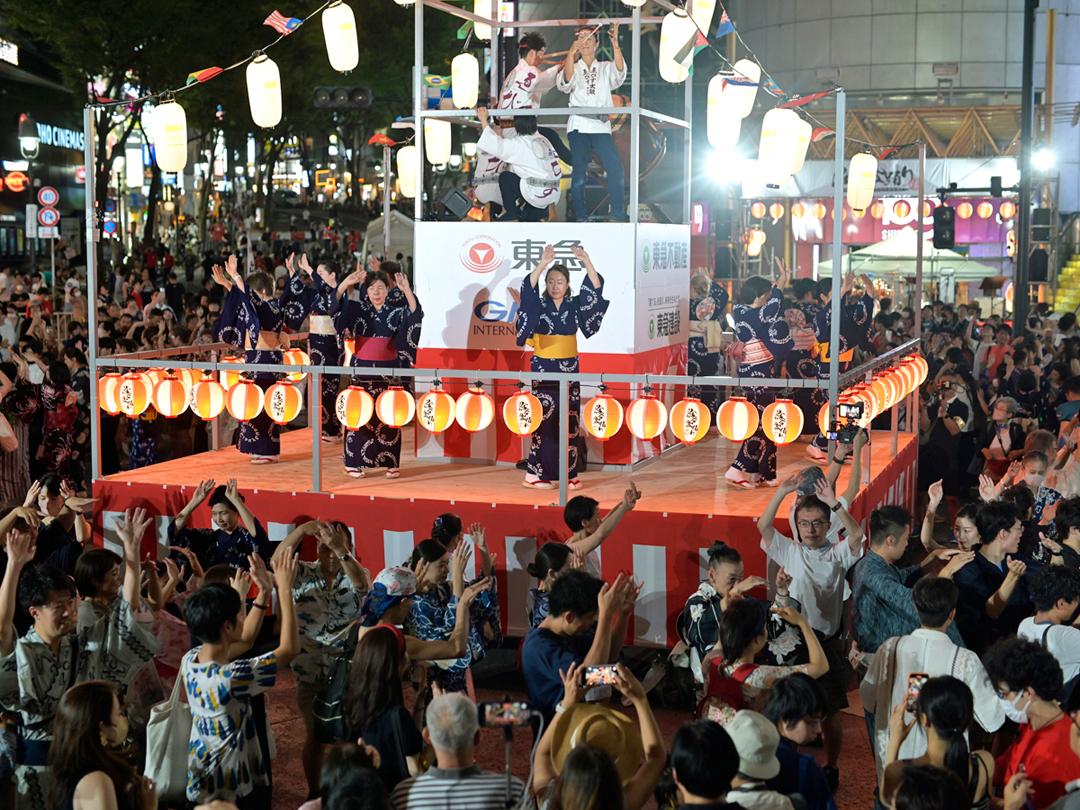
[144, 661, 192, 803]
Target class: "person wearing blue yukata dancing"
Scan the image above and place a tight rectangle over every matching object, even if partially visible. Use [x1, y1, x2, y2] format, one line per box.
[782, 274, 827, 458]
[281, 252, 344, 442]
[512, 244, 608, 490]
[332, 263, 422, 479]
[724, 261, 792, 489]
[212, 254, 291, 464]
[688, 267, 729, 415]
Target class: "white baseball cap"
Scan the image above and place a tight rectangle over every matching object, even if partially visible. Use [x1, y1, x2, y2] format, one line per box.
[726, 710, 781, 780]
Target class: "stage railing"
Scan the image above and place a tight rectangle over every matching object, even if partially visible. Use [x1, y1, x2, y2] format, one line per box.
[96, 335, 918, 505]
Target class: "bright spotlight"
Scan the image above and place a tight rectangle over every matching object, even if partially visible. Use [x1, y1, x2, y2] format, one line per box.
[1032, 148, 1056, 172]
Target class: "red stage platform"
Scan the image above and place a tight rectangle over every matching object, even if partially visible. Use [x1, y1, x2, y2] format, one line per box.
[93, 429, 918, 646]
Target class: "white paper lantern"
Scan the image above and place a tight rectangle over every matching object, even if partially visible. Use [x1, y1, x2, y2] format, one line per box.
[790, 115, 813, 175]
[658, 9, 698, 84]
[396, 145, 418, 198]
[473, 0, 494, 40]
[424, 119, 452, 165]
[621, 0, 646, 6]
[451, 53, 480, 109]
[322, 2, 359, 73]
[847, 152, 878, 214]
[687, 0, 717, 34]
[153, 101, 187, 173]
[246, 54, 282, 129]
[727, 59, 761, 119]
[393, 0, 415, 5]
[706, 72, 742, 149]
[758, 107, 801, 188]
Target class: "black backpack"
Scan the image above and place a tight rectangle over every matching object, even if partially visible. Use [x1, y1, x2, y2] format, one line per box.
[312, 630, 359, 744]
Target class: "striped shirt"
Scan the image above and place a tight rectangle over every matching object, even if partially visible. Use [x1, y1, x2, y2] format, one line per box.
[390, 765, 525, 810]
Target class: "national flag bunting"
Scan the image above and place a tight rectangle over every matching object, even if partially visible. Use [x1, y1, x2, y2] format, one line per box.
[264, 10, 303, 36]
[810, 127, 835, 143]
[368, 132, 396, 147]
[716, 10, 735, 38]
[879, 147, 898, 160]
[779, 89, 833, 109]
[762, 75, 785, 97]
[186, 66, 224, 86]
[424, 74, 450, 88]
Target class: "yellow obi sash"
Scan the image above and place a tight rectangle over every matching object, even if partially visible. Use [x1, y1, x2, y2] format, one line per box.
[813, 342, 855, 363]
[689, 321, 724, 352]
[528, 334, 578, 360]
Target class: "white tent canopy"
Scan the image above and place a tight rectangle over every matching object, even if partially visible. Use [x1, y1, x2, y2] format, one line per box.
[362, 210, 414, 261]
[816, 228, 1003, 280]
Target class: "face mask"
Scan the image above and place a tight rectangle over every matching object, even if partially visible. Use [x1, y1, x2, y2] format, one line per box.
[1001, 691, 1030, 724]
[1025, 473, 1044, 488]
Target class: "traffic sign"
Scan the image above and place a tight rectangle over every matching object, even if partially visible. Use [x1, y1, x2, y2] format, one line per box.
[37, 226, 59, 239]
[102, 220, 117, 235]
[37, 207, 60, 227]
[25, 204, 37, 238]
[36, 186, 59, 207]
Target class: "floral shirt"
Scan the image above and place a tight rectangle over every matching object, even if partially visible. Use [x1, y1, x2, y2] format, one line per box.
[405, 580, 500, 691]
[183, 647, 278, 803]
[290, 561, 366, 685]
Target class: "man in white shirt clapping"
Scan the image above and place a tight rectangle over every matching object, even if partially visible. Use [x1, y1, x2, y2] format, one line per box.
[498, 32, 572, 166]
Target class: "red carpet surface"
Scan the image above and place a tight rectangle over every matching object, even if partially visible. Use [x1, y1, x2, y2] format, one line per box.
[265, 668, 877, 809]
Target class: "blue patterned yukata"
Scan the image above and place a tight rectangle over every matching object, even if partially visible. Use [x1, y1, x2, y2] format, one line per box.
[167, 519, 272, 571]
[688, 280, 728, 413]
[515, 274, 608, 483]
[405, 579, 500, 692]
[332, 290, 423, 472]
[730, 286, 791, 482]
[216, 285, 286, 458]
[812, 292, 875, 449]
[283, 270, 342, 439]
[784, 300, 826, 438]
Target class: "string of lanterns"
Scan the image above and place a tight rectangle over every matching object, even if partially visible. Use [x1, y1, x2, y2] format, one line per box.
[96, 355, 929, 442]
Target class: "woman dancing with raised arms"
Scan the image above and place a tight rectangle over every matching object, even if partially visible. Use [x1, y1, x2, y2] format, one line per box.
[333, 262, 422, 479]
[514, 244, 607, 490]
[213, 254, 290, 464]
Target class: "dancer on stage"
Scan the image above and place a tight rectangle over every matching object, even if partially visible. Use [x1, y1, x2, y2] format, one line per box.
[333, 263, 422, 479]
[724, 263, 792, 488]
[784, 274, 828, 455]
[809, 273, 877, 461]
[213, 255, 288, 464]
[688, 268, 729, 413]
[282, 253, 343, 442]
[513, 244, 607, 489]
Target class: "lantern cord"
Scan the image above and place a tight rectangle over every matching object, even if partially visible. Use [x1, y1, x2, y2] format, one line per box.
[89, 0, 336, 109]
[461, 29, 475, 53]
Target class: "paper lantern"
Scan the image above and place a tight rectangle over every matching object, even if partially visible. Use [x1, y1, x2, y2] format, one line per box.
[762, 399, 803, 445]
[473, 0, 494, 40]
[750, 201, 766, 219]
[282, 348, 310, 382]
[706, 73, 742, 149]
[999, 201, 1016, 220]
[844, 386, 876, 428]
[153, 100, 188, 173]
[118, 373, 152, 418]
[769, 202, 785, 220]
[847, 153, 877, 213]
[455, 386, 495, 432]
[621, 0, 646, 7]
[727, 59, 761, 119]
[717, 396, 759, 441]
[626, 393, 668, 440]
[658, 9, 697, 83]
[376, 386, 416, 427]
[189, 376, 227, 420]
[393, 0, 415, 6]
[976, 200, 994, 219]
[583, 391, 624, 440]
[220, 355, 244, 390]
[670, 397, 711, 445]
[892, 199, 911, 219]
[791, 202, 806, 218]
[171, 367, 198, 396]
[956, 201, 973, 219]
[264, 381, 303, 425]
[910, 354, 929, 386]
[870, 373, 900, 411]
[98, 372, 123, 415]
[812, 202, 827, 220]
[424, 119, 452, 166]
[144, 368, 168, 390]
[322, 1, 359, 73]
[895, 361, 919, 396]
[416, 385, 456, 433]
[343, 338, 356, 366]
[817, 401, 832, 436]
[226, 379, 265, 422]
[854, 384, 881, 422]
[246, 54, 282, 129]
[153, 376, 189, 418]
[396, 145, 418, 198]
[747, 228, 767, 257]
[503, 390, 543, 436]
[451, 53, 480, 109]
[758, 107, 802, 187]
[336, 385, 374, 430]
[922, 200, 935, 218]
[687, 0, 717, 31]
[790, 116, 813, 175]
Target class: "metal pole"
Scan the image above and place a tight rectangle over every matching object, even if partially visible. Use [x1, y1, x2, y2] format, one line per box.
[488, 0, 499, 109]
[914, 141, 926, 435]
[413, 0, 424, 224]
[210, 349, 221, 451]
[827, 90, 846, 458]
[1014, 0, 1039, 337]
[682, 64, 692, 225]
[85, 107, 101, 484]
[558, 378, 569, 506]
[50, 238, 56, 302]
[383, 144, 392, 261]
[629, 8, 640, 223]
[310, 370, 322, 492]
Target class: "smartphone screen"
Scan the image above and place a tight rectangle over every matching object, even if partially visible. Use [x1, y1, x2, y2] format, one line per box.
[581, 664, 619, 688]
[480, 701, 530, 727]
[906, 672, 929, 713]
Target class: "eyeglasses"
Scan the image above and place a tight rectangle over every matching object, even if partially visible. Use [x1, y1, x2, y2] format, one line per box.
[797, 520, 828, 530]
[993, 685, 1013, 700]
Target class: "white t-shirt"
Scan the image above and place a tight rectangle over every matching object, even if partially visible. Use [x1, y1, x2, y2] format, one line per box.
[499, 59, 560, 110]
[556, 59, 626, 134]
[477, 128, 562, 208]
[762, 524, 863, 638]
[1018, 618, 1080, 683]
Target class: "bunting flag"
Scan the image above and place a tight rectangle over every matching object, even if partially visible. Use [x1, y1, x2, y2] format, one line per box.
[368, 132, 396, 147]
[264, 10, 303, 36]
[424, 74, 450, 88]
[762, 75, 785, 98]
[810, 127, 835, 142]
[879, 146, 898, 160]
[457, 20, 473, 39]
[716, 10, 735, 37]
[185, 66, 224, 86]
[779, 89, 833, 109]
